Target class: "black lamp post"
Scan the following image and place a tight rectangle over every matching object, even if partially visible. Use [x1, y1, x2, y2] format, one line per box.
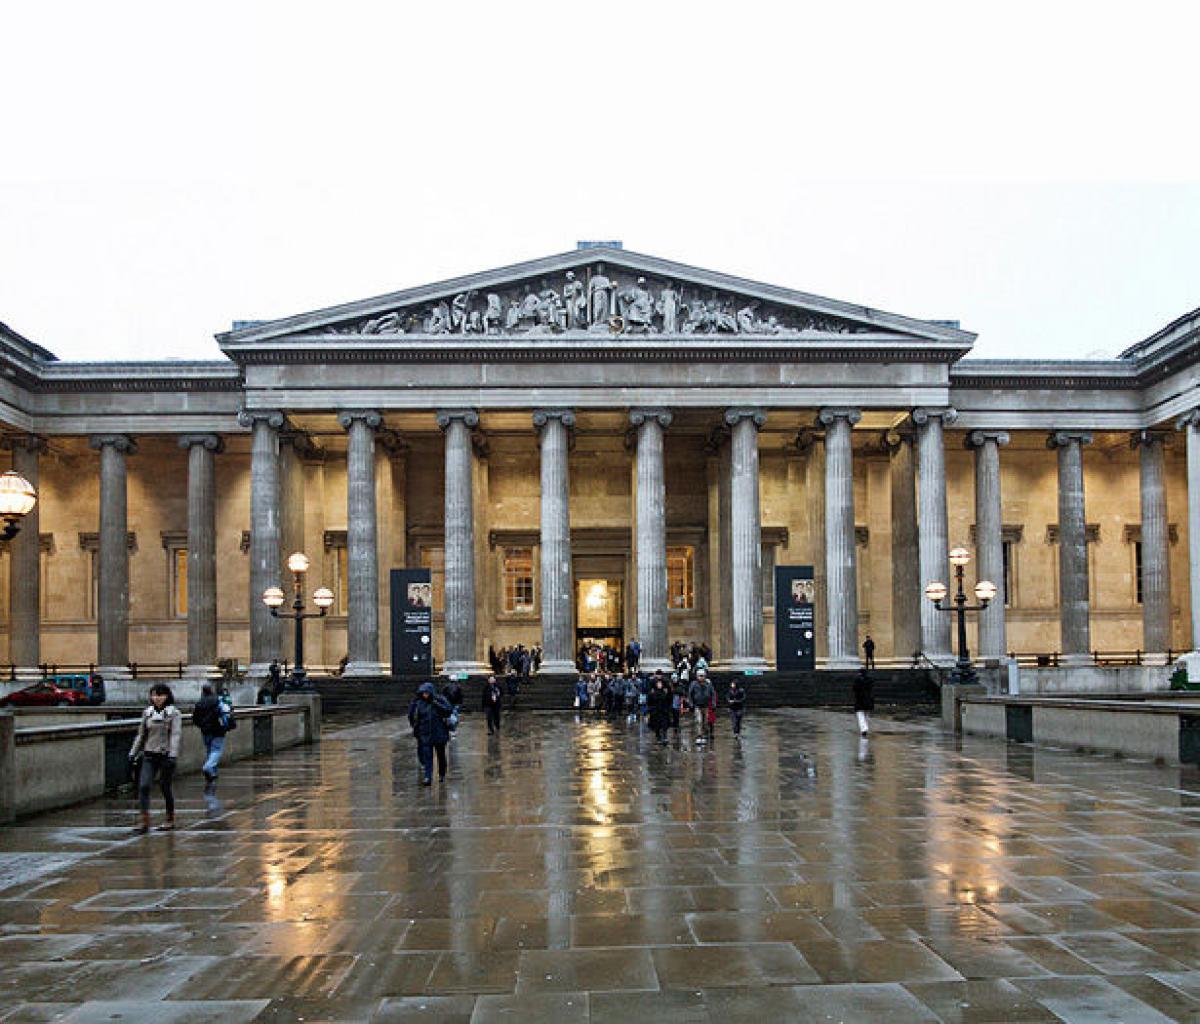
[262, 551, 334, 688]
[924, 546, 997, 686]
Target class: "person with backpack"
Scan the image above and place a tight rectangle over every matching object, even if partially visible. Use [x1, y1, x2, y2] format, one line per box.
[129, 683, 182, 833]
[408, 681, 453, 785]
[191, 683, 235, 794]
[728, 679, 747, 738]
[687, 671, 715, 745]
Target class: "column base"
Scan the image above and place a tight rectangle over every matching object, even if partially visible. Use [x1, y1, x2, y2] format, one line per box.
[726, 656, 770, 674]
[537, 659, 577, 676]
[924, 651, 957, 669]
[184, 663, 223, 680]
[341, 661, 389, 679]
[96, 664, 132, 681]
[246, 662, 275, 680]
[637, 657, 673, 674]
[441, 660, 489, 679]
[826, 655, 863, 670]
[1059, 652, 1093, 667]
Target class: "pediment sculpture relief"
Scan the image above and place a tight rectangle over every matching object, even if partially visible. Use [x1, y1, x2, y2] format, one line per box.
[308, 265, 872, 338]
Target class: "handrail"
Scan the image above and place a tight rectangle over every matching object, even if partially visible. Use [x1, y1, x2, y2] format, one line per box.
[12, 703, 309, 743]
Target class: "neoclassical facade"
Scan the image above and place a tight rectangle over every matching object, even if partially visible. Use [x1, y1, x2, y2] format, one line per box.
[0, 246, 1197, 678]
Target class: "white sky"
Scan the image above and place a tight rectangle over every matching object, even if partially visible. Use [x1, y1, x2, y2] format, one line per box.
[2, 1, 1198, 363]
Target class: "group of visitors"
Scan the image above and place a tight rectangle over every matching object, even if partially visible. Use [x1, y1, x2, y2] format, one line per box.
[488, 643, 541, 680]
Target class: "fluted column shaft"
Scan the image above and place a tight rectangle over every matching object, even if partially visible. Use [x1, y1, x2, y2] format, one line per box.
[888, 431, 920, 664]
[240, 410, 284, 674]
[968, 430, 1010, 662]
[1049, 431, 1093, 663]
[915, 408, 956, 664]
[1178, 411, 1200, 650]
[90, 435, 135, 676]
[631, 408, 671, 670]
[819, 407, 861, 668]
[5, 438, 43, 673]
[438, 410, 481, 672]
[180, 435, 222, 673]
[340, 411, 384, 676]
[535, 410, 575, 673]
[726, 409, 768, 668]
[1134, 431, 1171, 655]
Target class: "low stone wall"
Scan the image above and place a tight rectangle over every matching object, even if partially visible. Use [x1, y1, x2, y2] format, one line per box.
[0, 677, 258, 705]
[1011, 664, 1175, 695]
[0, 694, 320, 822]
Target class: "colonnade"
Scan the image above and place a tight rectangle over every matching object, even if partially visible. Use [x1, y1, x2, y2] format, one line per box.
[2, 407, 1196, 676]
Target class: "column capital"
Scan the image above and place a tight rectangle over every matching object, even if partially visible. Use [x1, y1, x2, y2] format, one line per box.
[816, 407, 861, 428]
[237, 409, 285, 430]
[436, 409, 480, 431]
[532, 408, 576, 430]
[177, 433, 225, 453]
[911, 406, 957, 427]
[629, 407, 673, 429]
[337, 409, 384, 431]
[1046, 430, 1093, 450]
[965, 430, 1010, 449]
[1130, 429, 1172, 450]
[724, 407, 767, 430]
[89, 434, 137, 454]
[1175, 408, 1200, 431]
[0, 435, 46, 454]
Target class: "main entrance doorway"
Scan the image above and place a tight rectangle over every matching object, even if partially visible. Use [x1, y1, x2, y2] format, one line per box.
[575, 577, 624, 649]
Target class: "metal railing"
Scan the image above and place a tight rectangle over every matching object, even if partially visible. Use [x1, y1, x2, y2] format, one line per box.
[1006, 649, 1181, 668]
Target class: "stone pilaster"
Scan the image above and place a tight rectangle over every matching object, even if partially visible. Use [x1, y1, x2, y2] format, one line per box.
[437, 410, 484, 675]
[339, 410, 385, 677]
[966, 430, 1010, 663]
[887, 429, 920, 665]
[1133, 430, 1171, 658]
[630, 408, 672, 671]
[1177, 410, 1200, 651]
[239, 409, 285, 676]
[2, 436, 44, 676]
[1048, 430, 1093, 664]
[725, 408, 768, 669]
[914, 407, 957, 666]
[179, 434, 223, 677]
[89, 434, 136, 678]
[818, 407, 861, 669]
[533, 409, 575, 674]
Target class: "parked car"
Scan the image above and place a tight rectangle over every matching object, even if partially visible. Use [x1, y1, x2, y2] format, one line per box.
[52, 674, 106, 705]
[0, 681, 92, 707]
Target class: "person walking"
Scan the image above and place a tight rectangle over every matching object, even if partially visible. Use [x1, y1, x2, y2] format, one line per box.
[853, 668, 875, 736]
[862, 634, 876, 670]
[648, 676, 672, 743]
[670, 675, 685, 734]
[408, 682, 453, 785]
[687, 671, 715, 745]
[267, 659, 283, 701]
[482, 675, 503, 735]
[191, 683, 234, 793]
[728, 679, 747, 738]
[128, 683, 182, 833]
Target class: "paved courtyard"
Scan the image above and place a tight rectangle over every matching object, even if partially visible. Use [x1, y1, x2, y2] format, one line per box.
[2, 707, 1200, 1022]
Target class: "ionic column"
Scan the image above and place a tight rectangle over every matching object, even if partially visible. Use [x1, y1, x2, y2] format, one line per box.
[1048, 431, 1093, 664]
[3, 436, 45, 677]
[339, 410, 385, 678]
[887, 429, 920, 665]
[438, 410, 483, 674]
[818, 407, 861, 668]
[1133, 430, 1171, 658]
[726, 408, 768, 669]
[630, 408, 672, 671]
[1176, 410, 1200, 651]
[914, 407, 957, 665]
[534, 409, 575, 674]
[179, 435, 223, 677]
[967, 430, 1010, 663]
[90, 434, 136, 678]
[239, 410, 285, 676]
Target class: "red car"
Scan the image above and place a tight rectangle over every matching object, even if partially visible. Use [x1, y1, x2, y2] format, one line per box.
[0, 681, 92, 707]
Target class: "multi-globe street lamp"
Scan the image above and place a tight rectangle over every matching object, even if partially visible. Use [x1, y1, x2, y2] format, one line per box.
[0, 470, 37, 540]
[924, 546, 997, 685]
[262, 551, 334, 688]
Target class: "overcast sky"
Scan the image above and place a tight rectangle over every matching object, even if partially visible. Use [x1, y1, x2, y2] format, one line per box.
[2, 1, 1198, 363]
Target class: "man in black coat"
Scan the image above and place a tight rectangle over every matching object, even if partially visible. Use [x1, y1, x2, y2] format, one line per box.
[408, 682, 453, 785]
[482, 675, 503, 735]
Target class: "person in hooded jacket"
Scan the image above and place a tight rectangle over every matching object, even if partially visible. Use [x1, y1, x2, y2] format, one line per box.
[647, 676, 673, 743]
[687, 672, 715, 745]
[408, 682, 453, 785]
[191, 683, 229, 793]
[728, 679, 747, 738]
[482, 675, 504, 734]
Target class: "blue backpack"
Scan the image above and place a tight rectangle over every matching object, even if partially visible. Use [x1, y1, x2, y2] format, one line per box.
[217, 693, 237, 732]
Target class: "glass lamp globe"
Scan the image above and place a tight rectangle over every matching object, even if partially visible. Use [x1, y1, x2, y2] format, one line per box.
[286, 551, 310, 574]
[975, 579, 998, 603]
[924, 581, 948, 603]
[0, 471, 37, 517]
[312, 587, 335, 609]
[949, 546, 971, 567]
[262, 586, 286, 608]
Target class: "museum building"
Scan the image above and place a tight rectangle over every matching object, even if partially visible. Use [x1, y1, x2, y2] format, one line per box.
[0, 244, 1197, 680]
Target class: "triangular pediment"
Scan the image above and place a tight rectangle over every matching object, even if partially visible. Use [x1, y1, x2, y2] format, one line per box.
[217, 247, 974, 348]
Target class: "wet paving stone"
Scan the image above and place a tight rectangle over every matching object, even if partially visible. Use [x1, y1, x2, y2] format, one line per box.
[0, 708, 1199, 1019]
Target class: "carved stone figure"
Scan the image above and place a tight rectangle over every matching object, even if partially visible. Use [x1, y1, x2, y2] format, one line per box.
[710, 300, 738, 333]
[657, 282, 680, 333]
[588, 265, 612, 326]
[451, 291, 476, 334]
[621, 277, 656, 333]
[518, 285, 541, 327]
[483, 293, 503, 334]
[681, 295, 708, 333]
[505, 299, 520, 330]
[427, 301, 451, 335]
[538, 281, 564, 329]
[361, 311, 404, 335]
[737, 300, 760, 334]
[562, 271, 585, 329]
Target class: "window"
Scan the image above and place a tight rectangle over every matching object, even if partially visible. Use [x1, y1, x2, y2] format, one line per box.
[172, 547, 188, 618]
[502, 547, 535, 613]
[667, 545, 694, 610]
[419, 546, 445, 613]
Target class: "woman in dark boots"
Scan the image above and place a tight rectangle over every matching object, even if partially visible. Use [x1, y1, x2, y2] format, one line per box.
[129, 683, 182, 833]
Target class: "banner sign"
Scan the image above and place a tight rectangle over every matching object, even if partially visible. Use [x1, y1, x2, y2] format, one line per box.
[390, 568, 432, 677]
[775, 564, 816, 672]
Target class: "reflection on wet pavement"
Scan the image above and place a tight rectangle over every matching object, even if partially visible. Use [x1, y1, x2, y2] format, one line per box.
[2, 708, 1200, 1021]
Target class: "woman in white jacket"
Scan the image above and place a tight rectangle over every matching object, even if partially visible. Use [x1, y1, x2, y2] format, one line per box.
[129, 683, 182, 833]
